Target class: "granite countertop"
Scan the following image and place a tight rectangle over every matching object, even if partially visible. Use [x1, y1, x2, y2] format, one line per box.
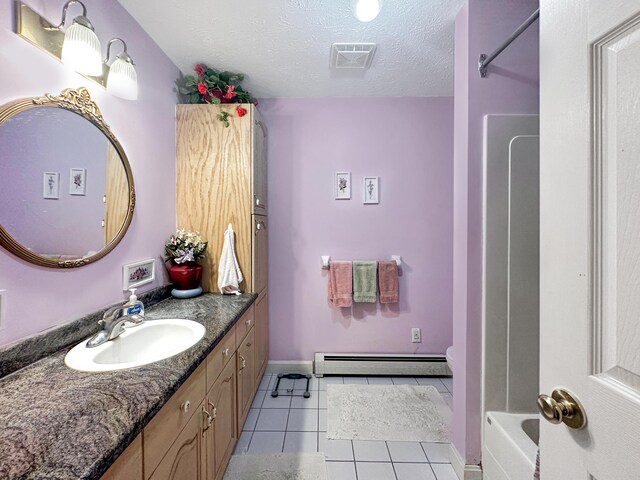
[0, 293, 256, 480]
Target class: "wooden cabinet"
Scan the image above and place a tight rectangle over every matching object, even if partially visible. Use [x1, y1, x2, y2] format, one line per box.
[205, 358, 237, 480]
[254, 291, 269, 384]
[148, 401, 206, 480]
[236, 329, 255, 431]
[101, 435, 142, 480]
[176, 104, 268, 295]
[252, 216, 268, 295]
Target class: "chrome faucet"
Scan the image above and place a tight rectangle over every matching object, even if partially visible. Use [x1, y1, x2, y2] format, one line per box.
[86, 304, 145, 348]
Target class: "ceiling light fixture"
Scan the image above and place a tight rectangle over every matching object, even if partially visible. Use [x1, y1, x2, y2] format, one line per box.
[53, 0, 103, 76]
[104, 39, 138, 100]
[351, 0, 383, 22]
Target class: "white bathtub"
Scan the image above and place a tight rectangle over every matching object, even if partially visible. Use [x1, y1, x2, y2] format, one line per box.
[483, 411, 539, 480]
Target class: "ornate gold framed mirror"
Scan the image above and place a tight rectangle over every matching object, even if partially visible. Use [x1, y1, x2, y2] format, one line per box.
[0, 87, 135, 268]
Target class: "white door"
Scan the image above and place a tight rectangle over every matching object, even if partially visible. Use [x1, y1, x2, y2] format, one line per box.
[540, 0, 640, 478]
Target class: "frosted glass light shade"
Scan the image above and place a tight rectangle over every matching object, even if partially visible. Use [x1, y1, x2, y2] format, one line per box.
[107, 57, 138, 100]
[352, 0, 382, 22]
[61, 22, 102, 76]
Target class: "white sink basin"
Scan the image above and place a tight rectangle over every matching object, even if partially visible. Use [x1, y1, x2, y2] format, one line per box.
[65, 319, 206, 372]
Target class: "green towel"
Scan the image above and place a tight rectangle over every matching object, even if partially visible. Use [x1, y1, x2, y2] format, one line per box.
[353, 261, 378, 303]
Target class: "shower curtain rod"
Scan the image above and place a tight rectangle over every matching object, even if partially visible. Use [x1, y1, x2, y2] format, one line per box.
[478, 8, 539, 78]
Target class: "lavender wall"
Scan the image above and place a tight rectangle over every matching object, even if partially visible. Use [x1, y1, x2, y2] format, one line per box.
[452, 0, 539, 465]
[259, 97, 454, 361]
[0, 108, 108, 255]
[0, 0, 179, 346]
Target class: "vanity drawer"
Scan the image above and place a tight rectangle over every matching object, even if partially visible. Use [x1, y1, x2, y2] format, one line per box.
[143, 362, 206, 478]
[206, 326, 236, 389]
[235, 305, 255, 349]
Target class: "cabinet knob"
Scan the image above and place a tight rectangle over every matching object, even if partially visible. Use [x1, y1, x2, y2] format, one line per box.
[223, 348, 230, 357]
[239, 355, 246, 370]
[246, 319, 252, 327]
[256, 198, 262, 206]
[181, 400, 191, 413]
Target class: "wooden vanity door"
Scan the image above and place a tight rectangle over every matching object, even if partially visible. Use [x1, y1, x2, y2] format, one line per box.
[254, 291, 269, 384]
[148, 400, 206, 480]
[252, 215, 268, 294]
[236, 330, 255, 431]
[206, 358, 237, 480]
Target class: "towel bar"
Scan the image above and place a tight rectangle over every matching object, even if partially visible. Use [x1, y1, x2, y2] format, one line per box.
[321, 255, 401, 269]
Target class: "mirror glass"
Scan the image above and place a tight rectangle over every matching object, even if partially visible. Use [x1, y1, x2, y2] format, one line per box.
[0, 89, 134, 267]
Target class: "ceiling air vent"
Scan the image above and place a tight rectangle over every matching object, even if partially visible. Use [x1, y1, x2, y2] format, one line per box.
[330, 43, 377, 69]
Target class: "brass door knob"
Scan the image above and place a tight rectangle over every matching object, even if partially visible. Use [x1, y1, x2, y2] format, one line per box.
[537, 388, 586, 429]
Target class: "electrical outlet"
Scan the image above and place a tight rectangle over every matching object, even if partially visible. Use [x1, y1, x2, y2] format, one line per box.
[0, 290, 5, 330]
[411, 327, 421, 343]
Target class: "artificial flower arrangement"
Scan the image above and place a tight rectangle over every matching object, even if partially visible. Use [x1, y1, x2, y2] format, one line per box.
[165, 229, 208, 265]
[178, 63, 257, 127]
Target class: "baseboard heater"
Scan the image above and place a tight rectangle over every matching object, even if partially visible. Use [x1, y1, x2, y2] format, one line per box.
[314, 353, 449, 377]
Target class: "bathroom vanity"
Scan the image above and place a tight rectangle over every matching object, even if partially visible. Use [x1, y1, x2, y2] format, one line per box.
[0, 292, 268, 479]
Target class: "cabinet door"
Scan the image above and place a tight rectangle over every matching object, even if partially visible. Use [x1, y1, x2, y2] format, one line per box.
[254, 291, 269, 386]
[251, 215, 268, 294]
[206, 357, 237, 480]
[252, 113, 267, 215]
[101, 435, 142, 480]
[149, 401, 206, 480]
[236, 329, 255, 431]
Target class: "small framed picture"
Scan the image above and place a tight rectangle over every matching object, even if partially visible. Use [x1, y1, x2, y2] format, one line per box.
[43, 172, 60, 199]
[363, 176, 379, 204]
[123, 259, 155, 290]
[335, 172, 351, 200]
[69, 168, 86, 195]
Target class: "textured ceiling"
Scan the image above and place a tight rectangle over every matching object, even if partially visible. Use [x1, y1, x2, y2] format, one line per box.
[118, 0, 465, 97]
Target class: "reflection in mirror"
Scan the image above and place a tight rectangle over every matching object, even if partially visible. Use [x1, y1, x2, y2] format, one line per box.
[0, 88, 134, 268]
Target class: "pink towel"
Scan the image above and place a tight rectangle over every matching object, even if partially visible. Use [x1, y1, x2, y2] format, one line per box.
[328, 261, 353, 307]
[378, 261, 399, 304]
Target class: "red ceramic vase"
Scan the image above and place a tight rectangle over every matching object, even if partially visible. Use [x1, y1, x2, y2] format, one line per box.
[168, 263, 203, 290]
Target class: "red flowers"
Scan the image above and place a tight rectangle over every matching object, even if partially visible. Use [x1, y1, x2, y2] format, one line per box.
[198, 82, 207, 94]
[224, 85, 237, 100]
[195, 64, 205, 77]
[236, 106, 247, 117]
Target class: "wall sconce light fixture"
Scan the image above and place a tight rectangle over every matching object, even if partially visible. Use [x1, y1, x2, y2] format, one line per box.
[104, 39, 138, 100]
[15, 2, 138, 100]
[53, 1, 103, 76]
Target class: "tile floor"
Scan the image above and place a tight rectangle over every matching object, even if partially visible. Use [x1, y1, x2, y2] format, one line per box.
[234, 374, 455, 480]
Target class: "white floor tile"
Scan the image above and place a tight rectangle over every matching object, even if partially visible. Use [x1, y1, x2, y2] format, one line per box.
[319, 376, 344, 390]
[355, 462, 396, 480]
[440, 377, 453, 392]
[257, 374, 272, 391]
[243, 409, 260, 431]
[352, 440, 391, 462]
[441, 393, 453, 409]
[421, 443, 451, 463]
[255, 408, 289, 431]
[319, 390, 328, 409]
[391, 377, 419, 385]
[366, 376, 394, 385]
[234, 431, 252, 455]
[251, 389, 266, 409]
[319, 409, 327, 431]
[319, 437, 354, 461]
[387, 441, 428, 463]
[262, 393, 293, 409]
[326, 461, 357, 480]
[291, 391, 319, 409]
[430, 463, 458, 480]
[343, 376, 369, 384]
[287, 408, 318, 431]
[248, 431, 285, 454]
[283, 431, 318, 453]
[394, 463, 437, 480]
[415, 378, 448, 392]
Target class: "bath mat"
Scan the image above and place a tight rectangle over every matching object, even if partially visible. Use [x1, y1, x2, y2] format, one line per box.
[224, 453, 328, 480]
[327, 384, 451, 442]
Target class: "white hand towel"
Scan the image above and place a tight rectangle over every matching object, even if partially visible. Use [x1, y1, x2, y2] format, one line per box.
[217, 224, 244, 295]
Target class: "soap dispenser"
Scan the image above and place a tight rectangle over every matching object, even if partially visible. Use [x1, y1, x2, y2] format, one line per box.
[125, 288, 145, 324]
